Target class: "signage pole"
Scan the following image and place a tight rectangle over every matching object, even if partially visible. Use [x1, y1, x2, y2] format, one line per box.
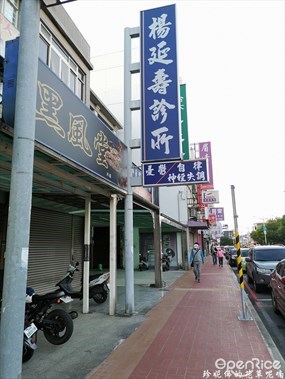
[0, 1, 40, 377]
[231, 185, 252, 321]
[124, 27, 135, 314]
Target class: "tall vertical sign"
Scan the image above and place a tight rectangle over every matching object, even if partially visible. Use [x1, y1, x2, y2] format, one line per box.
[199, 141, 214, 187]
[141, 4, 181, 162]
[180, 84, 189, 160]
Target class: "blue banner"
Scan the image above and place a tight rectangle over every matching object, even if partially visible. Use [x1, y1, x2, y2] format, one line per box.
[142, 159, 209, 186]
[141, 4, 181, 162]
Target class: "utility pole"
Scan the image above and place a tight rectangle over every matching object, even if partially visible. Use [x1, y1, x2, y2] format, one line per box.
[231, 185, 251, 321]
[0, 1, 40, 378]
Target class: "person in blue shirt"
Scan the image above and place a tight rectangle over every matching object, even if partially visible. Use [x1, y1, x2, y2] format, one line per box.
[189, 242, 205, 283]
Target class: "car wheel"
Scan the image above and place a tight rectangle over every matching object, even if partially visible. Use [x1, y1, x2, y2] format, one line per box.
[271, 291, 280, 314]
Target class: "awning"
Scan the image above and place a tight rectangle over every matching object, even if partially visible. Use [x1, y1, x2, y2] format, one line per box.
[188, 220, 209, 230]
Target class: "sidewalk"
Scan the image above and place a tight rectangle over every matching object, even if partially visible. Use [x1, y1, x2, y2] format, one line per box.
[87, 258, 285, 379]
[21, 269, 186, 379]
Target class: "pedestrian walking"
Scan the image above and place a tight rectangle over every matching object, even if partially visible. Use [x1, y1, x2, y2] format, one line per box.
[189, 242, 204, 283]
[216, 246, 224, 267]
[211, 244, 217, 265]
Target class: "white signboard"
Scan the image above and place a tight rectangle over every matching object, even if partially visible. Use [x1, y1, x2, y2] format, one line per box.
[201, 190, 219, 204]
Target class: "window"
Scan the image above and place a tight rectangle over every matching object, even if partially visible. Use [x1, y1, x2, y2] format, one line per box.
[39, 37, 49, 65]
[77, 69, 85, 99]
[3, 0, 19, 27]
[39, 23, 86, 101]
[255, 248, 285, 261]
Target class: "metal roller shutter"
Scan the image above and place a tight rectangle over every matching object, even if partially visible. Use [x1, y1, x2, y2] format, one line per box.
[71, 215, 84, 290]
[28, 208, 83, 294]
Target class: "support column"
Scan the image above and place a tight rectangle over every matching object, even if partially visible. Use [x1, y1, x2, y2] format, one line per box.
[109, 194, 117, 316]
[154, 211, 162, 288]
[83, 197, 91, 314]
[0, 1, 40, 377]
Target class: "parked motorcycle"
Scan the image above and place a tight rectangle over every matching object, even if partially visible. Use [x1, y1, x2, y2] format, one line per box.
[139, 252, 149, 271]
[55, 262, 110, 304]
[161, 248, 175, 272]
[25, 287, 77, 346]
[23, 318, 38, 363]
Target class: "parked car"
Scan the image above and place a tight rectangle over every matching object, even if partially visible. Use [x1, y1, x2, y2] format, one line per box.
[228, 249, 237, 266]
[270, 259, 285, 318]
[228, 247, 249, 269]
[225, 246, 235, 261]
[246, 245, 285, 293]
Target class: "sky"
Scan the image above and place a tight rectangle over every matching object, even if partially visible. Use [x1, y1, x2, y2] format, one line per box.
[63, 0, 285, 234]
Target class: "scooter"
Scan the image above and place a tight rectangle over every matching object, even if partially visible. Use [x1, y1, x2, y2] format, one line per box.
[161, 253, 170, 271]
[161, 248, 175, 272]
[139, 252, 149, 271]
[56, 262, 110, 304]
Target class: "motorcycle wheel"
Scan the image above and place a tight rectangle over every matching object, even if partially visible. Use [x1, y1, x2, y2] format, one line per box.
[91, 288, 108, 304]
[22, 344, 34, 363]
[43, 309, 74, 345]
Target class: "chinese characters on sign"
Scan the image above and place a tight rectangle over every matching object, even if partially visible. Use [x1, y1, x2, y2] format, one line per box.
[143, 159, 209, 186]
[198, 141, 213, 186]
[209, 207, 225, 222]
[141, 4, 181, 162]
[35, 60, 127, 190]
[3, 39, 128, 190]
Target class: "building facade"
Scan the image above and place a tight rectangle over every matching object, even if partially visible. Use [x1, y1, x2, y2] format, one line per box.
[0, 1, 197, 300]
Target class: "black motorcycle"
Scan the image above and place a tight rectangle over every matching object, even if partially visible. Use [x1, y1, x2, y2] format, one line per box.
[25, 287, 77, 346]
[23, 319, 38, 363]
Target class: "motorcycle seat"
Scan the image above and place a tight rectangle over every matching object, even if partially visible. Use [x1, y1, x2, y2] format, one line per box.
[32, 290, 65, 302]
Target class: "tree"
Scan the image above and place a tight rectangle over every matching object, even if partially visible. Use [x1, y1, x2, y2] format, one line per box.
[250, 216, 285, 245]
[220, 236, 234, 246]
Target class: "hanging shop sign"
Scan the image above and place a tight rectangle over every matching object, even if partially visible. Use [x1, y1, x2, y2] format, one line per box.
[2, 39, 127, 191]
[142, 159, 209, 187]
[198, 141, 213, 186]
[201, 190, 220, 204]
[209, 207, 225, 221]
[140, 4, 181, 162]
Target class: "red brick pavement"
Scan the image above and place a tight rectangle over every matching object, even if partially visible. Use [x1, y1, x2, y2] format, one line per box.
[86, 258, 282, 379]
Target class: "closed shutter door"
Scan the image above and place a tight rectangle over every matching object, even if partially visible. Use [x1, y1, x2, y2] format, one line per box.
[28, 208, 83, 294]
[71, 215, 84, 290]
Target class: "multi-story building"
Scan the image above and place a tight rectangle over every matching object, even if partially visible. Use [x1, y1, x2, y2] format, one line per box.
[0, 1, 198, 299]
